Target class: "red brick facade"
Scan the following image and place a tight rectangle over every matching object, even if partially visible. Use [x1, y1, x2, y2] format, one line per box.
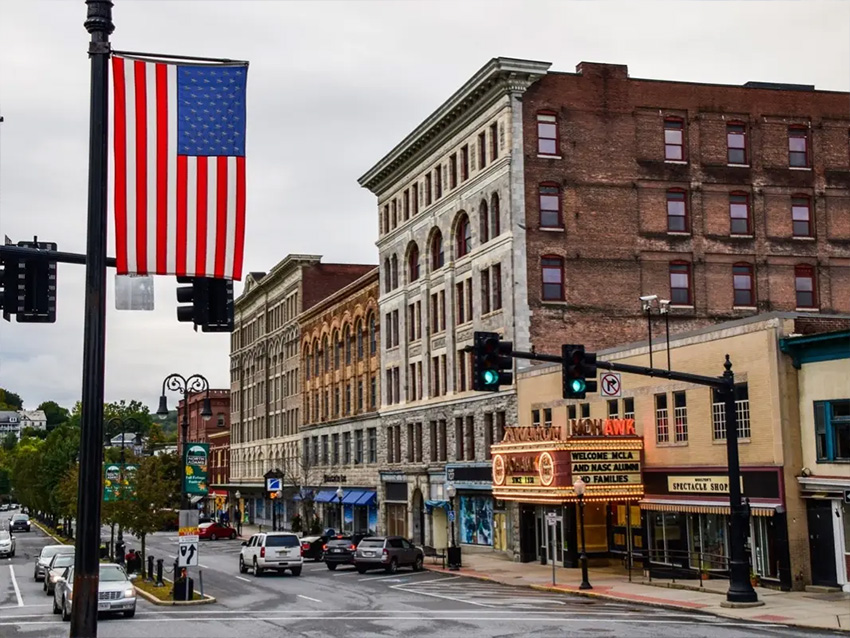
[178, 389, 230, 457]
[522, 62, 850, 353]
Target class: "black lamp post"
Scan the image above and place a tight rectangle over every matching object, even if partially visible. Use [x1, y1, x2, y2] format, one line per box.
[156, 373, 212, 510]
[105, 416, 142, 551]
[446, 484, 459, 571]
[336, 485, 344, 534]
[573, 478, 592, 590]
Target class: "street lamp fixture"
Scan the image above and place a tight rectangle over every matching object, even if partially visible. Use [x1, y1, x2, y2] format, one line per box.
[336, 486, 344, 534]
[446, 484, 459, 570]
[573, 478, 592, 590]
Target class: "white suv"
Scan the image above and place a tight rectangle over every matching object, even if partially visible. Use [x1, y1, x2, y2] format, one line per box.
[239, 532, 303, 576]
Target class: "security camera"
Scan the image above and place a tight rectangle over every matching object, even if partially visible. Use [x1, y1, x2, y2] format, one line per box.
[639, 295, 658, 302]
[658, 299, 671, 313]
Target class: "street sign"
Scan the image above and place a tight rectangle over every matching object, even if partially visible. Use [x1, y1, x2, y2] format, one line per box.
[546, 512, 562, 526]
[178, 540, 199, 567]
[266, 477, 281, 492]
[178, 509, 199, 543]
[600, 372, 622, 397]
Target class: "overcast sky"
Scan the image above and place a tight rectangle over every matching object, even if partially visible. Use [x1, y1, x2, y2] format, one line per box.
[0, 0, 847, 412]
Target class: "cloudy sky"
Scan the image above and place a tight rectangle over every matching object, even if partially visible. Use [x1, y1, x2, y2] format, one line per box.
[0, 0, 847, 412]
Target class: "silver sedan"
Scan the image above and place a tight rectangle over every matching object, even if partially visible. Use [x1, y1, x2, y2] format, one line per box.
[0, 530, 15, 558]
[53, 563, 137, 620]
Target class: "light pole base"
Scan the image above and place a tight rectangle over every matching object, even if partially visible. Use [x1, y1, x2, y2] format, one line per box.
[721, 600, 765, 608]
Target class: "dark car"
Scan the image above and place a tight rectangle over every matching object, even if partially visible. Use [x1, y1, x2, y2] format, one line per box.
[10, 513, 31, 533]
[300, 535, 328, 561]
[354, 536, 424, 574]
[198, 521, 237, 541]
[323, 533, 368, 570]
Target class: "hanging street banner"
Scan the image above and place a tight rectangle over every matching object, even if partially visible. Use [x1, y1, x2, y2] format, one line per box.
[124, 463, 139, 500]
[103, 463, 122, 502]
[183, 443, 209, 495]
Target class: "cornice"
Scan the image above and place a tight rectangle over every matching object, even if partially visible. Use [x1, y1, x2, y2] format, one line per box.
[358, 57, 550, 195]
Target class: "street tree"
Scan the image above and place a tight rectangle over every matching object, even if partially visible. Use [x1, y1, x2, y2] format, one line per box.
[0, 389, 23, 411]
[125, 453, 181, 566]
[37, 401, 71, 430]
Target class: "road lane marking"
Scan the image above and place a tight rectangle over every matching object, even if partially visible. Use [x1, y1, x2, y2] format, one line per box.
[400, 575, 461, 586]
[297, 594, 322, 603]
[358, 571, 436, 582]
[235, 576, 251, 582]
[8, 566, 23, 606]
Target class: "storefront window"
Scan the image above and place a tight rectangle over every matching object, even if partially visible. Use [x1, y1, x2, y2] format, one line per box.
[751, 516, 778, 578]
[459, 495, 493, 546]
[387, 503, 407, 537]
[649, 512, 684, 564]
[687, 513, 729, 571]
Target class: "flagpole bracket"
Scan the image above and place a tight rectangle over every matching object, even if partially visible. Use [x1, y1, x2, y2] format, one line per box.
[89, 42, 111, 55]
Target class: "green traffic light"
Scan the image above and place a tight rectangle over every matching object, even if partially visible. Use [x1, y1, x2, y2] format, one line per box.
[482, 369, 500, 385]
[570, 378, 586, 393]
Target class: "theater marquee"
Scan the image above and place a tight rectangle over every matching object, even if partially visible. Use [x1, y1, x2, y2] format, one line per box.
[491, 420, 644, 505]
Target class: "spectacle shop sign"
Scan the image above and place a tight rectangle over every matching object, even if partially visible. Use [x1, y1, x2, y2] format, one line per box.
[491, 421, 644, 504]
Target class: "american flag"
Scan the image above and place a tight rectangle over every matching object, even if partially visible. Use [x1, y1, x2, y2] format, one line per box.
[111, 55, 248, 280]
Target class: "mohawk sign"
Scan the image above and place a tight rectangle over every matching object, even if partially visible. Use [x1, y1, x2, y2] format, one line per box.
[183, 443, 209, 495]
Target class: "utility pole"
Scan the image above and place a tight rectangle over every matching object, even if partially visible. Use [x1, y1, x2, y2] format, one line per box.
[71, 1, 114, 636]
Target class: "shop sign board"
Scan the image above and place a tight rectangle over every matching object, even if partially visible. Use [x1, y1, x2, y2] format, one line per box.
[667, 475, 744, 494]
[183, 443, 209, 495]
[570, 450, 642, 486]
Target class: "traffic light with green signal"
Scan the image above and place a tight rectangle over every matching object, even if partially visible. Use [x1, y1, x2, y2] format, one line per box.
[472, 331, 513, 392]
[562, 344, 598, 399]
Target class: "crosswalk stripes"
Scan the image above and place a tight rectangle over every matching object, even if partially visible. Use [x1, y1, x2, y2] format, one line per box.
[392, 576, 579, 609]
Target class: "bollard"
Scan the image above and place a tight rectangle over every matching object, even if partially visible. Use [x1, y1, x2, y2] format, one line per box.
[199, 569, 204, 597]
[155, 559, 164, 586]
[147, 555, 154, 582]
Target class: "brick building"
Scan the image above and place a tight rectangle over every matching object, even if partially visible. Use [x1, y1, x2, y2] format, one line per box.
[177, 389, 230, 456]
[299, 268, 381, 534]
[228, 255, 374, 529]
[358, 57, 849, 552]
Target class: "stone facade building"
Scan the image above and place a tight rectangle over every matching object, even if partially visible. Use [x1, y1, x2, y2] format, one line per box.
[228, 255, 373, 529]
[298, 268, 381, 534]
[358, 57, 849, 553]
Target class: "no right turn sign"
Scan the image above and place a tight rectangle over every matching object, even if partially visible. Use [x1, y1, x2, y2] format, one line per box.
[600, 372, 622, 397]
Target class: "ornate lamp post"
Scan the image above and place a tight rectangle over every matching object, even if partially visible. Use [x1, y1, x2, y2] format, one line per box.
[235, 490, 243, 536]
[573, 478, 592, 590]
[336, 486, 344, 534]
[446, 484, 459, 570]
[156, 373, 212, 509]
[104, 416, 142, 553]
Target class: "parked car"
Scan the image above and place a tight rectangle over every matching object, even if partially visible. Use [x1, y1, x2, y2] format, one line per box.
[198, 521, 237, 541]
[10, 513, 31, 533]
[44, 553, 76, 595]
[300, 535, 327, 561]
[323, 533, 368, 570]
[239, 532, 302, 576]
[0, 503, 9, 512]
[0, 530, 15, 558]
[54, 563, 137, 620]
[34, 545, 75, 581]
[354, 536, 424, 574]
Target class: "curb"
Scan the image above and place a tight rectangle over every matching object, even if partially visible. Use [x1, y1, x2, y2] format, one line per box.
[424, 566, 850, 633]
[31, 520, 68, 545]
[133, 584, 216, 606]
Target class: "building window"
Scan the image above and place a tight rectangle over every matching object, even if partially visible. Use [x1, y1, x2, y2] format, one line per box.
[733, 263, 755, 307]
[332, 433, 340, 465]
[430, 230, 444, 271]
[729, 192, 751, 235]
[669, 262, 691, 306]
[461, 145, 469, 181]
[539, 183, 561, 228]
[673, 391, 688, 443]
[479, 199, 490, 244]
[655, 393, 669, 444]
[794, 264, 817, 308]
[567, 405, 577, 420]
[412, 183, 419, 215]
[580, 403, 590, 419]
[465, 415, 475, 460]
[532, 409, 540, 427]
[455, 281, 467, 325]
[370, 376, 377, 409]
[490, 122, 499, 161]
[666, 189, 688, 232]
[727, 122, 747, 165]
[789, 126, 809, 167]
[449, 154, 458, 189]
[541, 256, 564, 301]
[354, 430, 364, 464]
[425, 174, 432, 206]
[543, 408, 552, 428]
[434, 166, 442, 199]
[455, 417, 464, 460]
[481, 269, 491, 315]
[391, 200, 397, 228]
[664, 117, 685, 161]
[537, 112, 558, 155]
[492, 264, 502, 310]
[457, 348, 468, 391]
[386, 427, 395, 463]
[490, 193, 500, 238]
[711, 384, 751, 440]
[478, 132, 487, 169]
[623, 397, 635, 420]
[369, 315, 377, 355]
[814, 399, 850, 462]
[356, 319, 364, 360]
[367, 428, 377, 463]
[607, 400, 619, 418]
[408, 243, 420, 282]
[403, 189, 410, 221]
[390, 254, 398, 289]
[792, 196, 812, 237]
[456, 214, 471, 258]
[343, 431, 352, 464]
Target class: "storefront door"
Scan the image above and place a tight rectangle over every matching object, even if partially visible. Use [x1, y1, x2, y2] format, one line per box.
[519, 505, 537, 562]
[536, 508, 563, 564]
[808, 500, 838, 587]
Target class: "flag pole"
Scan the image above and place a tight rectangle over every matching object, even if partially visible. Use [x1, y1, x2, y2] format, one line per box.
[72, 1, 113, 636]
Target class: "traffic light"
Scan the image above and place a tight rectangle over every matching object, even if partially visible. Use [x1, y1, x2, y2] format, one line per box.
[562, 344, 598, 399]
[0, 252, 19, 322]
[472, 331, 513, 392]
[1, 240, 57, 323]
[176, 276, 234, 332]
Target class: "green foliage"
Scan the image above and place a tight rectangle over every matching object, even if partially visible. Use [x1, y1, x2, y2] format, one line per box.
[0, 388, 23, 410]
[20, 427, 47, 440]
[2, 433, 16, 451]
[37, 401, 70, 429]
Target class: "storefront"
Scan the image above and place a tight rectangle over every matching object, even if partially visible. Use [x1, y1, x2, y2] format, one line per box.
[381, 472, 408, 538]
[641, 468, 790, 589]
[491, 419, 644, 566]
[798, 476, 850, 591]
[446, 463, 498, 550]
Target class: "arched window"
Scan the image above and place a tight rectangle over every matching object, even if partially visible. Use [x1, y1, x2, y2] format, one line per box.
[430, 230, 444, 271]
[390, 254, 399, 289]
[479, 199, 489, 244]
[408, 242, 420, 283]
[490, 193, 500, 238]
[455, 213, 471, 258]
[304, 346, 311, 380]
[312, 339, 320, 376]
[322, 335, 329, 372]
[369, 314, 377, 355]
[332, 329, 341, 369]
[343, 325, 351, 364]
[383, 257, 391, 293]
[356, 319, 364, 360]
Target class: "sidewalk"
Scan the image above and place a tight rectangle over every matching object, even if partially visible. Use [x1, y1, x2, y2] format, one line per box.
[425, 552, 850, 633]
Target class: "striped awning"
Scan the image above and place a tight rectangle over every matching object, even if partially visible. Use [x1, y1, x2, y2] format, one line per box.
[640, 498, 777, 517]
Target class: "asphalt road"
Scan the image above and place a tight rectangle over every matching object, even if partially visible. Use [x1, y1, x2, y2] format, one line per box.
[0, 512, 843, 638]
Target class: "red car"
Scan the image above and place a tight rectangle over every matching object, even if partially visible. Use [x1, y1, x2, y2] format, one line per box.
[198, 521, 237, 541]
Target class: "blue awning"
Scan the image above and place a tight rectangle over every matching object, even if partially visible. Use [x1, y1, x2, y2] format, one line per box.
[355, 491, 377, 506]
[342, 489, 366, 504]
[313, 489, 338, 503]
[425, 499, 450, 511]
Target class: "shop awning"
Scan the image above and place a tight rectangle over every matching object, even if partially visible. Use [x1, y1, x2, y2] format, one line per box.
[425, 499, 450, 512]
[640, 498, 778, 517]
[355, 491, 377, 506]
[342, 489, 368, 505]
[313, 489, 339, 503]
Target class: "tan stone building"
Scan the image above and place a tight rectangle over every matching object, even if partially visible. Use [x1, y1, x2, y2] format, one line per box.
[299, 268, 381, 535]
[509, 312, 849, 590]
